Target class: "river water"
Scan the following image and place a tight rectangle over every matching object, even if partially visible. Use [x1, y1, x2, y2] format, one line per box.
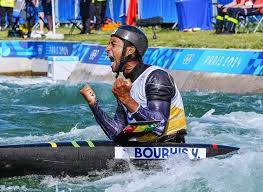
[0, 76, 262, 192]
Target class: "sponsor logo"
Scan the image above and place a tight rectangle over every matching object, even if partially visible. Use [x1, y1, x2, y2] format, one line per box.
[115, 147, 206, 160]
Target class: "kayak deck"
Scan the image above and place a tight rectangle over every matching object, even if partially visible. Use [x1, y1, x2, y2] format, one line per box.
[0, 140, 239, 178]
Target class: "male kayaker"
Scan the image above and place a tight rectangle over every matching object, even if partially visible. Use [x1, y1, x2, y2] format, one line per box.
[80, 25, 187, 143]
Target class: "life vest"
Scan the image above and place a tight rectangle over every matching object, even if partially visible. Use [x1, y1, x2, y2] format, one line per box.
[124, 66, 187, 142]
[0, 0, 15, 8]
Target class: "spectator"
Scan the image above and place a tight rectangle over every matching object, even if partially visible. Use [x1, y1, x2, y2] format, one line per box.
[0, 0, 16, 31]
[224, 0, 263, 33]
[42, 0, 53, 33]
[89, 2, 95, 27]
[92, 0, 106, 30]
[80, 0, 91, 34]
[214, 0, 249, 34]
[33, 0, 45, 34]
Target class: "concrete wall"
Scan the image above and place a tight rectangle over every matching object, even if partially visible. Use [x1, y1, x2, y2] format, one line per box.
[168, 70, 263, 93]
[0, 57, 48, 76]
[1, 58, 263, 93]
[68, 64, 263, 94]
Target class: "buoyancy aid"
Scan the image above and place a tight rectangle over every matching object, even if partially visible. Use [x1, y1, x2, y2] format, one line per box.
[123, 66, 187, 142]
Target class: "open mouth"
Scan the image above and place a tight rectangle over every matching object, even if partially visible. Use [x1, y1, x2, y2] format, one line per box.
[108, 55, 114, 62]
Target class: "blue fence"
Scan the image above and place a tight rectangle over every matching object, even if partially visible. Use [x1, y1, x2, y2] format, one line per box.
[1, 41, 263, 76]
[9, 0, 214, 29]
[176, 0, 213, 30]
[105, 0, 126, 23]
[58, 0, 78, 23]
[138, 0, 178, 24]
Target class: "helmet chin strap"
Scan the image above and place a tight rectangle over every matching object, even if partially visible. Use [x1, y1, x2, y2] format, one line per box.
[115, 41, 129, 79]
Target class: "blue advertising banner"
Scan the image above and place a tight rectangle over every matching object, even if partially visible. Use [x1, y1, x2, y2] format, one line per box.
[0, 41, 82, 58]
[144, 48, 262, 75]
[82, 46, 263, 76]
[1, 41, 263, 76]
[80, 45, 110, 65]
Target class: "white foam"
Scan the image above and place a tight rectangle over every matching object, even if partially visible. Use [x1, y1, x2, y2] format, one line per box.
[0, 185, 28, 191]
[0, 76, 56, 85]
[0, 84, 9, 90]
[203, 152, 263, 192]
[40, 176, 60, 187]
[202, 108, 215, 117]
[91, 150, 263, 192]
[188, 111, 263, 145]
[0, 125, 108, 145]
[12, 144, 262, 192]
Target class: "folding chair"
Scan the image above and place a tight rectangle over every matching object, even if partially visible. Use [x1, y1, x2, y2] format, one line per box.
[251, 15, 263, 32]
[236, 14, 263, 33]
[68, 17, 82, 35]
[235, 15, 250, 33]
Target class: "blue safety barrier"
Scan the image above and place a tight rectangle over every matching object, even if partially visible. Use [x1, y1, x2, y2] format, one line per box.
[1, 41, 263, 76]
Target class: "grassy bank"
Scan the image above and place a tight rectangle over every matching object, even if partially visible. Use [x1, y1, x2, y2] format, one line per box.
[0, 26, 263, 49]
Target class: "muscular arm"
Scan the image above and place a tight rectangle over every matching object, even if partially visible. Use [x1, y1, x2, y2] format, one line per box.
[89, 100, 127, 140]
[131, 69, 176, 136]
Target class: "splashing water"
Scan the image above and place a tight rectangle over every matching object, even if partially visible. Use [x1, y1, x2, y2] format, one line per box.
[0, 76, 262, 192]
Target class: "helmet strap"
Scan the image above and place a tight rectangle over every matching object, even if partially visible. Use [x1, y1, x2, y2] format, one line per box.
[115, 41, 129, 78]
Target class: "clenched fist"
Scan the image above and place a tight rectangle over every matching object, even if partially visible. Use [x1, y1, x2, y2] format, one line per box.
[80, 84, 97, 106]
[112, 78, 132, 102]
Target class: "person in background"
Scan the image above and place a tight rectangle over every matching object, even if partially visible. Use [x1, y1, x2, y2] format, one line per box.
[42, 0, 52, 33]
[223, 0, 263, 33]
[33, 0, 45, 34]
[0, 0, 16, 31]
[80, 0, 91, 34]
[92, 0, 106, 30]
[80, 25, 187, 143]
[214, 0, 249, 34]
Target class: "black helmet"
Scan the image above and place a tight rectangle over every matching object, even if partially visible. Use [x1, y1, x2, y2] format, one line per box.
[111, 25, 148, 57]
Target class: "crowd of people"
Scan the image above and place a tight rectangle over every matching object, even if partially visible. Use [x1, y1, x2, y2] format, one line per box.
[215, 0, 263, 34]
[0, 0, 53, 36]
[1, 0, 263, 37]
[0, 0, 107, 37]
